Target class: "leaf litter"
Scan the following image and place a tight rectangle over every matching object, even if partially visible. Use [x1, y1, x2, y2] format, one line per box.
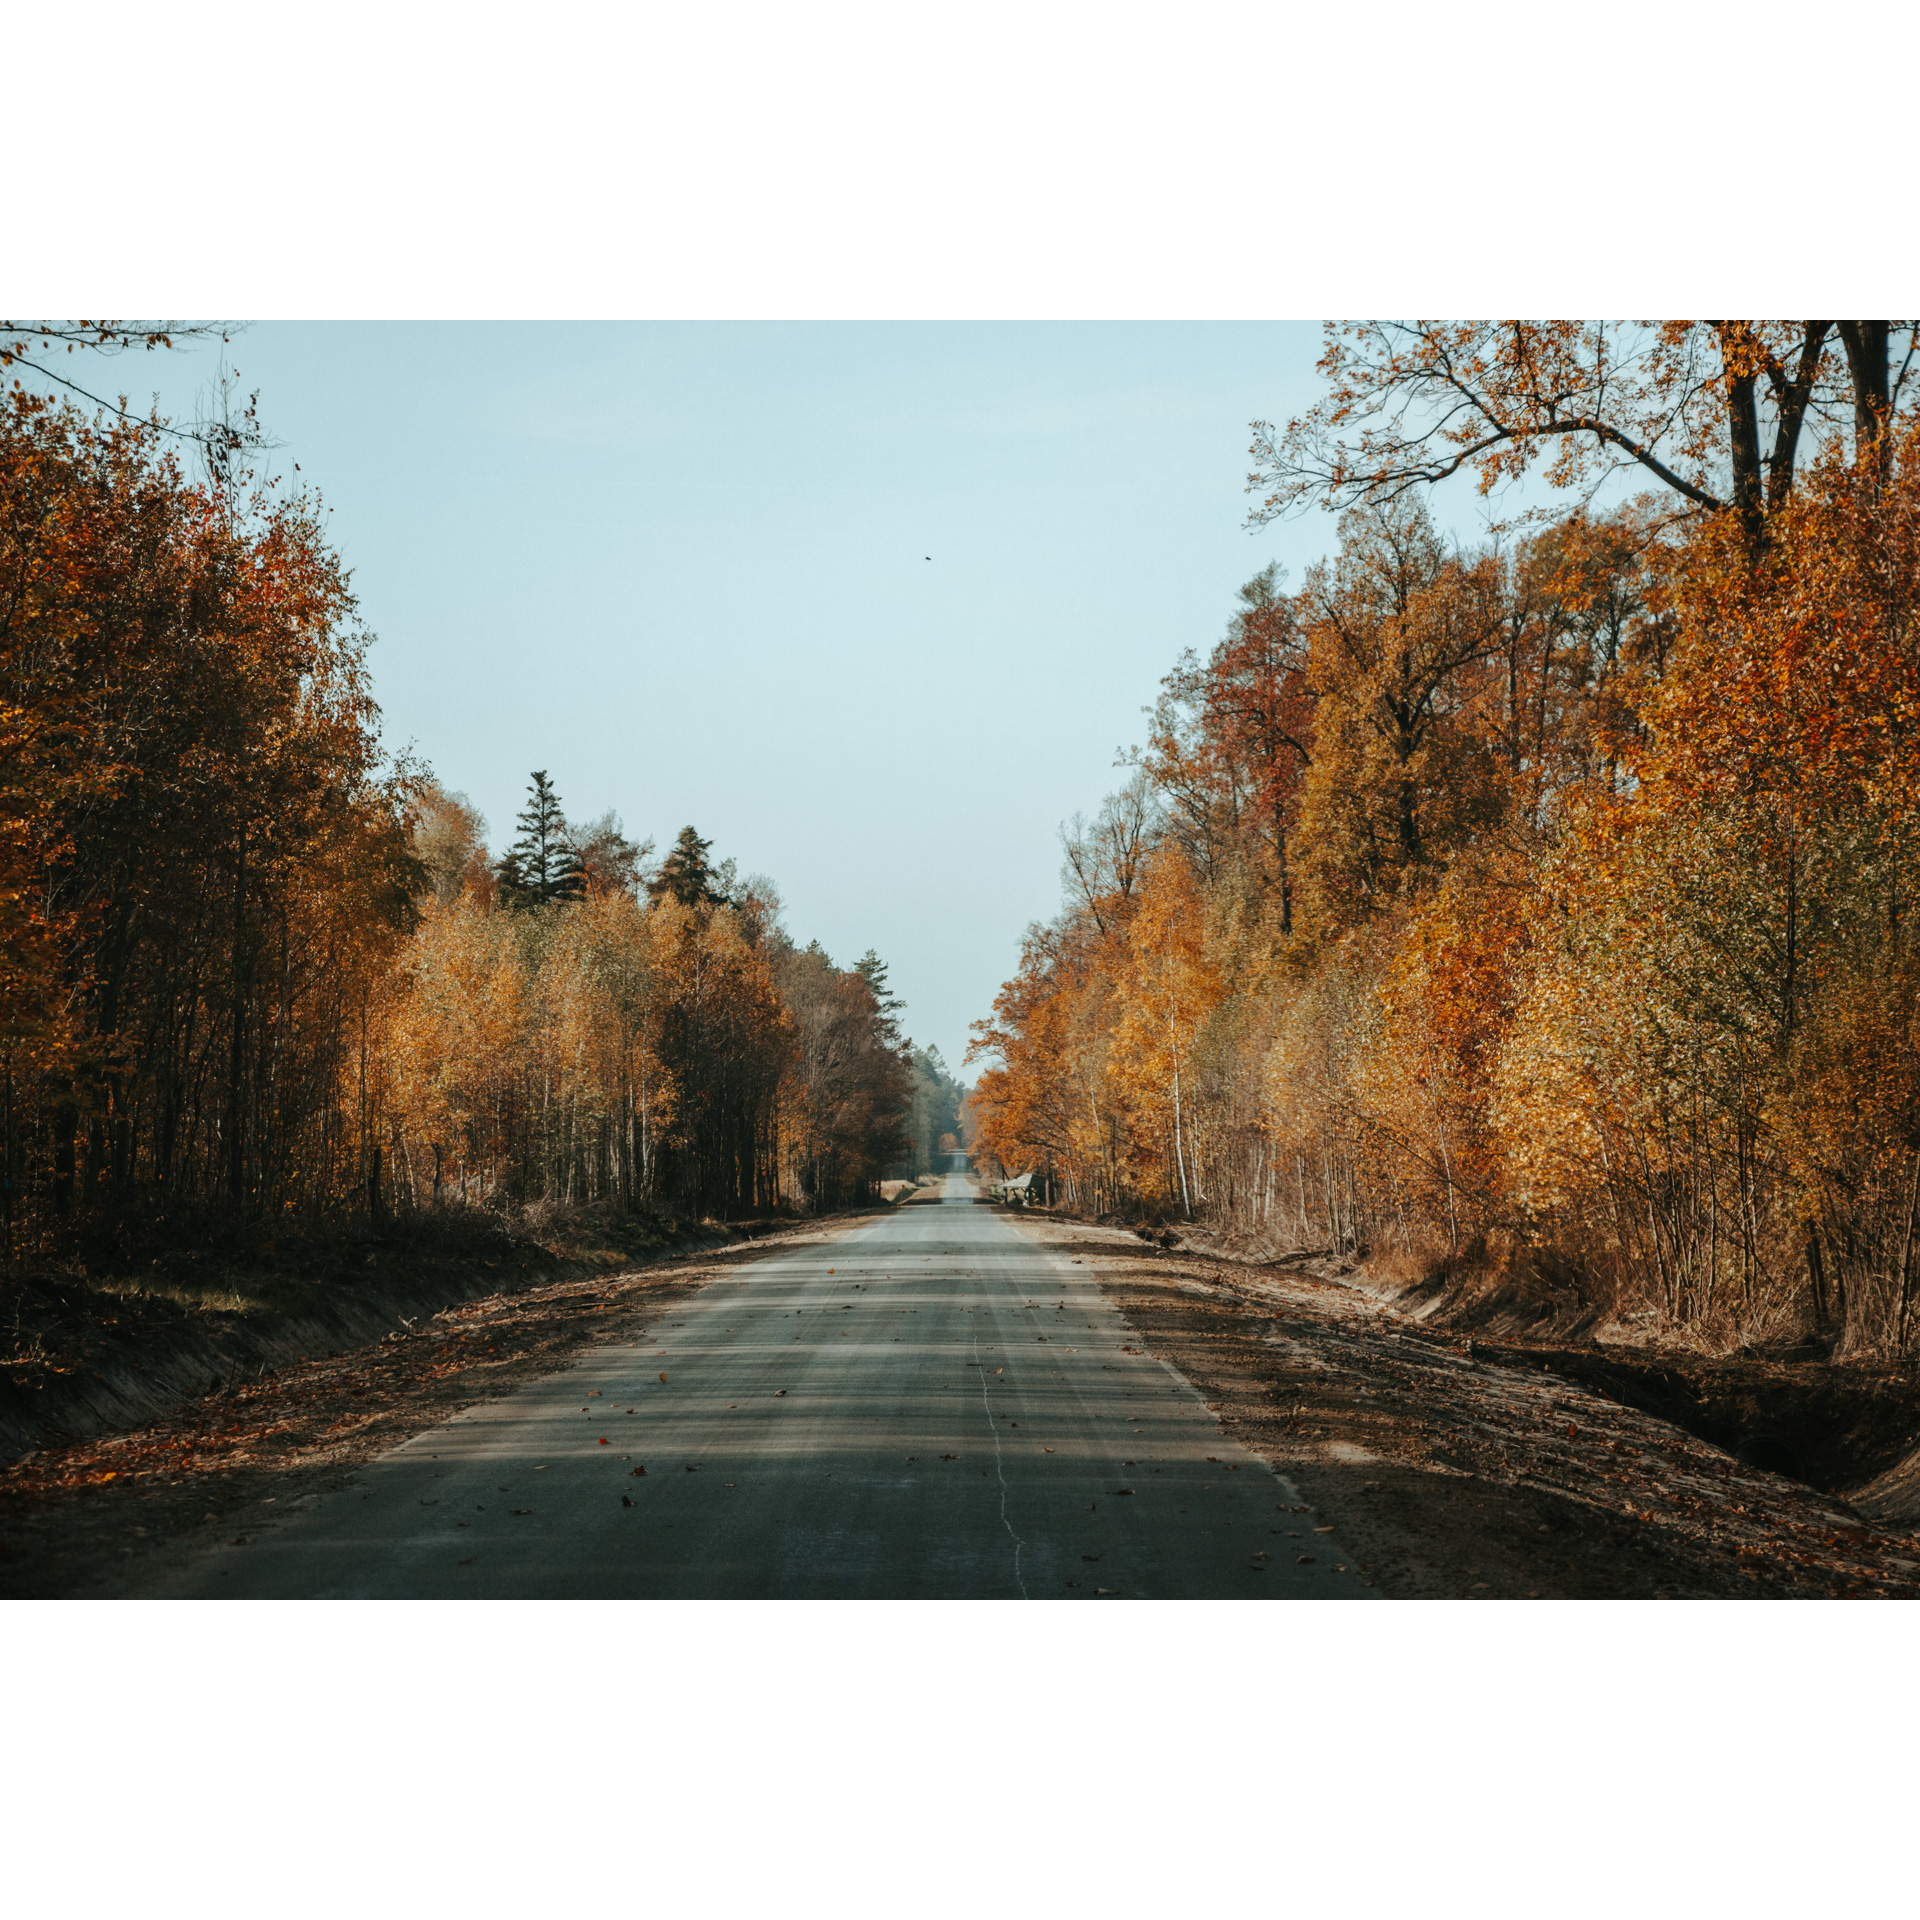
[0, 1243, 744, 1597]
[1008, 1213, 1920, 1600]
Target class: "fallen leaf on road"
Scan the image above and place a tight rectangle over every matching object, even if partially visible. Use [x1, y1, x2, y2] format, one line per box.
[1096, 1588, 1117, 1596]
[774, 1389, 787, 1396]
[684, 1463, 698, 1472]
[1112, 1488, 1134, 1496]
[509, 1509, 532, 1516]
[1081, 1554, 1100, 1562]
[1042, 1447, 1054, 1453]
[458, 1558, 474, 1566]
[631, 1465, 646, 1476]
[1298, 1554, 1315, 1564]
[941, 1453, 958, 1460]
[658, 1372, 668, 1384]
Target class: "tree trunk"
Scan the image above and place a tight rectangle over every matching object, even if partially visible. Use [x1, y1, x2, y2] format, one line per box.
[1765, 321, 1832, 511]
[1807, 1225, 1829, 1331]
[1721, 337, 1765, 552]
[227, 831, 248, 1208]
[1837, 321, 1891, 477]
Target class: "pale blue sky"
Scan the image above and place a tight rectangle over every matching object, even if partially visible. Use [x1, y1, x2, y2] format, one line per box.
[49, 321, 1518, 1073]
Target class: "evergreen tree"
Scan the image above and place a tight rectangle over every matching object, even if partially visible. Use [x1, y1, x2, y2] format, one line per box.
[497, 770, 585, 907]
[855, 948, 905, 1049]
[647, 825, 729, 907]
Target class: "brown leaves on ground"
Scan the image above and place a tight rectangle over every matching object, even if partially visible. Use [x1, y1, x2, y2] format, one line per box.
[0, 1257, 726, 1598]
[1014, 1215, 1920, 1600]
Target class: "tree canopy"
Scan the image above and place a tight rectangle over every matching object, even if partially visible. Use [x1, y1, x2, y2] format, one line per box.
[976, 376, 1920, 1358]
[1249, 321, 1917, 549]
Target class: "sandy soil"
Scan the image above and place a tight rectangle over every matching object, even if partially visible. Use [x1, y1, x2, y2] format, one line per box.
[1008, 1212, 1920, 1599]
[0, 1220, 858, 1599]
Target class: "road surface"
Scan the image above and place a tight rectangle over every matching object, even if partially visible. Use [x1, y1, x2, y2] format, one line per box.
[151, 1178, 1368, 1598]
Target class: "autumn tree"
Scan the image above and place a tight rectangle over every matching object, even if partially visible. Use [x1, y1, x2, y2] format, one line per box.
[1061, 773, 1158, 929]
[568, 810, 651, 897]
[1248, 322, 1917, 551]
[413, 783, 493, 907]
[0, 388, 418, 1237]
[1290, 499, 1506, 926]
[773, 942, 911, 1207]
[1, 321, 251, 466]
[1133, 568, 1312, 925]
[974, 319, 1920, 1355]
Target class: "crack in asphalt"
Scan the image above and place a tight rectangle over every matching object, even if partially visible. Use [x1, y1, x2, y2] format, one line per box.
[975, 1329, 1028, 1598]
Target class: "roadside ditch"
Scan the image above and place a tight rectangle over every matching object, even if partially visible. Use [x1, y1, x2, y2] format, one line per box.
[1008, 1208, 1920, 1598]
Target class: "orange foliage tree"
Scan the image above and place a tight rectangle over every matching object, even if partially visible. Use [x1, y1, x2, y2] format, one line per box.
[2, 391, 916, 1259]
[974, 387, 1920, 1353]
[0, 390, 418, 1250]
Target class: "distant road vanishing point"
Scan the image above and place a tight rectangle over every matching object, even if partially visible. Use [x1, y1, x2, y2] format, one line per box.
[147, 1174, 1369, 1599]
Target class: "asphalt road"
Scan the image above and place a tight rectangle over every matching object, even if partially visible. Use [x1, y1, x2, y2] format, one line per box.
[151, 1178, 1369, 1598]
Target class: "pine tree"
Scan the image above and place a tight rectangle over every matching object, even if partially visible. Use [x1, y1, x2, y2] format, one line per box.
[855, 949, 906, 1049]
[497, 770, 585, 907]
[647, 825, 728, 908]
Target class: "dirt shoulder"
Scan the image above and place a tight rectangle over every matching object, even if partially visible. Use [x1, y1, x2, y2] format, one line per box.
[1, 1206, 845, 1465]
[1010, 1211, 1920, 1599]
[0, 1217, 863, 1600]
